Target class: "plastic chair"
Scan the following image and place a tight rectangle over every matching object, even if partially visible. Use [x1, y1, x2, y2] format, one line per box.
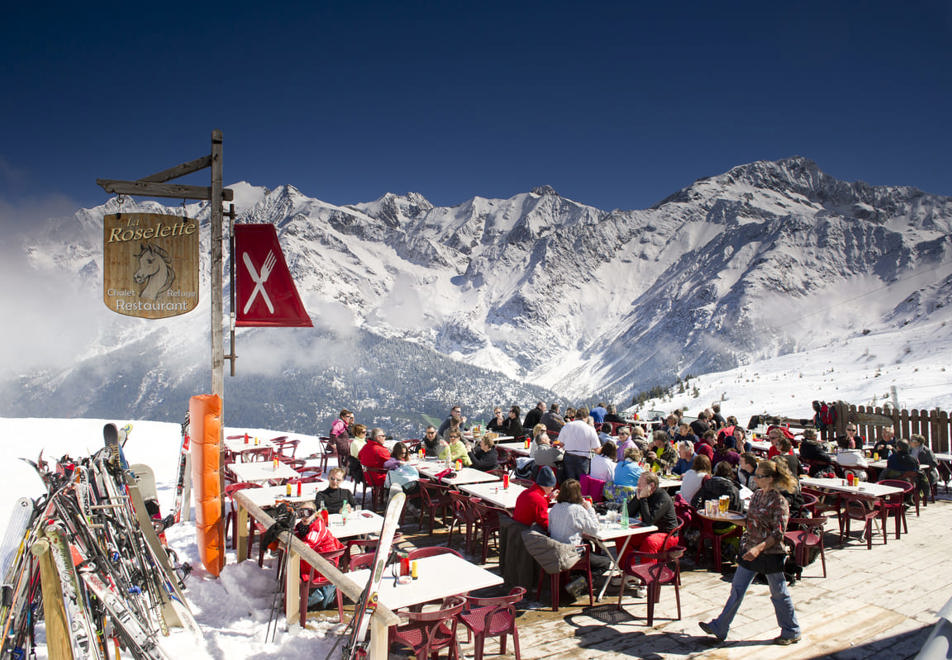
[298, 548, 346, 625]
[579, 474, 606, 503]
[838, 495, 886, 549]
[318, 436, 337, 474]
[470, 499, 507, 564]
[535, 545, 593, 612]
[876, 479, 913, 540]
[418, 480, 452, 534]
[617, 545, 686, 625]
[390, 596, 466, 660]
[459, 587, 525, 660]
[694, 508, 742, 571]
[223, 482, 262, 549]
[362, 466, 389, 511]
[274, 437, 299, 460]
[783, 517, 827, 578]
[407, 546, 463, 561]
[346, 551, 376, 571]
[447, 490, 480, 554]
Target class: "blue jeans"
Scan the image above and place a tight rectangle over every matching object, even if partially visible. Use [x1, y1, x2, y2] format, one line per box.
[708, 563, 800, 640]
[563, 453, 590, 481]
[307, 584, 337, 610]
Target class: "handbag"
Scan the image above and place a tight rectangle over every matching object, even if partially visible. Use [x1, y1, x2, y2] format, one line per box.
[738, 550, 785, 575]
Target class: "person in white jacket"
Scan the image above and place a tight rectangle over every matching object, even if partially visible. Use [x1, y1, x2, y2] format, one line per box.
[548, 479, 611, 571]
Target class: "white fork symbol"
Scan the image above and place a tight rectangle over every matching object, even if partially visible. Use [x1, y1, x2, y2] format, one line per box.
[242, 250, 277, 314]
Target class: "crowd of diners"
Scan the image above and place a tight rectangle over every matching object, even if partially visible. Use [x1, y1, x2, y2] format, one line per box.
[302, 400, 942, 647]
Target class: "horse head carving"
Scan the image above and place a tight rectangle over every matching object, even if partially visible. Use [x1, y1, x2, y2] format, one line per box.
[133, 243, 175, 300]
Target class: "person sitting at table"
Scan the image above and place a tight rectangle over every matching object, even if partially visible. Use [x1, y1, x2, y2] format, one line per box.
[548, 478, 612, 571]
[712, 436, 740, 471]
[871, 426, 895, 459]
[441, 416, 464, 443]
[614, 426, 636, 456]
[882, 438, 921, 480]
[732, 427, 749, 453]
[737, 453, 759, 491]
[597, 423, 614, 445]
[774, 436, 800, 478]
[674, 422, 699, 447]
[330, 408, 354, 463]
[691, 460, 741, 512]
[383, 442, 420, 497]
[679, 454, 711, 504]
[513, 465, 557, 530]
[798, 428, 834, 476]
[631, 425, 649, 451]
[604, 404, 625, 424]
[835, 435, 869, 481]
[622, 471, 680, 566]
[523, 401, 546, 429]
[358, 427, 391, 490]
[605, 446, 643, 505]
[541, 403, 566, 433]
[909, 434, 939, 492]
[502, 405, 524, 439]
[438, 405, 467, 438]
[313, 467, 355, 514]
[298, 506, 345, 610]
[486, 407, 506, 433]
[349, 423, 367, 460]
[469, 435, 499, 472]
[421, 425, 441, 458]
[563, 407, 577, 423]
[589, 441, 616, 483]
[646, 430, 677, 473]
[439, 430, 472, 466]
[672, 440, 696, 475]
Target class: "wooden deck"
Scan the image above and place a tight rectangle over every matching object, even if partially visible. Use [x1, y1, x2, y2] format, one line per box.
[312, 490, 952, 659]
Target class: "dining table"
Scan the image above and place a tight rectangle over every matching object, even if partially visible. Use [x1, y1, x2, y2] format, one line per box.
[346, 551, 503, 612]
[584, 518, 658, 601]
[495, 441, 531, 456]
[800, 476, 905, 499]
[229, 460, 300, 484]
[415, 461, 500, 486]
[224, 435, 276, 458]
[459, 481, 526, 510]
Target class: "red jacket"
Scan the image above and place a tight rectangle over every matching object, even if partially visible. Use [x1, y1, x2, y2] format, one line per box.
[358, 438, 391, 486]
[513, 484, 550, 531]
[300, 515, 343, 578]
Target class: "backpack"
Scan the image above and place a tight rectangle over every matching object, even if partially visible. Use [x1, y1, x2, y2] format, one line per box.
[815, 403, 835, 430]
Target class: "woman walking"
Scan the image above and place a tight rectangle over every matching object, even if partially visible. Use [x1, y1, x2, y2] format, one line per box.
[698, 460, 801, 645]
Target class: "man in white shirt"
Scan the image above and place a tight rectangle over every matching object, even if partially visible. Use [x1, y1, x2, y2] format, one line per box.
[834, 436, 869, 481]
[559, 407, 601, 481]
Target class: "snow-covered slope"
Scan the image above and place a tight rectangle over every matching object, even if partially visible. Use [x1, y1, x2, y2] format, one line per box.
[3, 157, 950, 430]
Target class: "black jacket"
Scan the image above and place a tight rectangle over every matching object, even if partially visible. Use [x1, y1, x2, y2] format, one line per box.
[469, 446, 499, 472]
[691, 476, 741, 512]
[629, 488, 678, 533]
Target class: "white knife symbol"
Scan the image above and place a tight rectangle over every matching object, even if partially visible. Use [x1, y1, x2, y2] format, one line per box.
[243, 250, 276, 314]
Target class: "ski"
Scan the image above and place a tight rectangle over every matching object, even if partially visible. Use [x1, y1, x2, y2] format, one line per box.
[44, 521, 103, 659]
[0, 498, 35, 593]
[78, 568, 168, 660]
[172, 413, 192, 524]
[342, 491, 405, 660]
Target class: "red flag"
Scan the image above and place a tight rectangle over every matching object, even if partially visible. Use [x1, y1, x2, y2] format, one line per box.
[234, 224, 312, 327]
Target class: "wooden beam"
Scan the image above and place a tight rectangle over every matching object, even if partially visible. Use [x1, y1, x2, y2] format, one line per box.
[139, 155, 212, 183]
[96, 178, 234, 201]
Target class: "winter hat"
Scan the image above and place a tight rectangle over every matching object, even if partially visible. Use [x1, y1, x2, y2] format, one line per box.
[536, 465, 557, 488]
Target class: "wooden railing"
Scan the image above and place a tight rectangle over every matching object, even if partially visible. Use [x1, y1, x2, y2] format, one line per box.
[823, 402, 952, 453]
[233, 491, 399, 657]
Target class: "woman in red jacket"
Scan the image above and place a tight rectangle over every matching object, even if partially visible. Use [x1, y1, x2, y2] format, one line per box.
[358, 427, 391, 487]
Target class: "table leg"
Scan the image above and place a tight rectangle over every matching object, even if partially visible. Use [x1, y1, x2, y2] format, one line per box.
[236, 505, 249, 563]
[285, 545, 301, 624]
[595, 535, 632, 602]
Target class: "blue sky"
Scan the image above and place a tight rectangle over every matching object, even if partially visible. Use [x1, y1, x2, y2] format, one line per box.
[1, 0, 950, 216]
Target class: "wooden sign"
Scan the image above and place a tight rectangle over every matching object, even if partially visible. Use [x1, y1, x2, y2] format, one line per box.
[103, 213, 200, 318]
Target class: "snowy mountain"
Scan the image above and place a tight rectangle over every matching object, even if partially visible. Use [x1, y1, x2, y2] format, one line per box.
[3, 157, 951, 432]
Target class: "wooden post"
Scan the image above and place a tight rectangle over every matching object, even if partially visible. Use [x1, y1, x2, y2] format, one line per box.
[210, 130, 224, 400]
[285, 543, 301, 624]
[32, 539, 74, 660]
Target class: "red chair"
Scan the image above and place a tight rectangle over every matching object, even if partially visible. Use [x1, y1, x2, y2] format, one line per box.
[798, 492, 819, 517]
[390, 596, 466, 660]
[223, 482, 262, 549]
[447, 490, 480, 554]
[418, 480, 452, 534]
[459, 587, 525, 660]
[579, 474, 606, 503]
[347, 551, 376, 571]
[362, 466, 389, 511]
[783, 517, 827, 578]
[298, 548, 346, 625]
[838, 495, 887, 549]
[876, 479, 913, 540]
[470, 500, 507, 564]
[273, 437, 299, 460]
[535, 545, 593, 612]
[318, 436, 337, 474]
[694, 508, 742, 571]
[244, 446, 273, 462]
[294, 469, 324, 483]
[407, 546, 463, 561]
[617, 545, 686, 625]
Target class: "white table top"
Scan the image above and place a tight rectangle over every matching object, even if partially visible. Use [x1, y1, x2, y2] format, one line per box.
[224, 436, 276, 453]
[936, 453, 952, 462]
[326, 511, 386, 539]
[459, 481, 526, 509]
[415, 461, 500, 486]
[348, 552, 502, 611]
[749, 441, 771, 452]
[496, 441, 531, 456]
[239, 482, 327, 508]
[229, 460, 300, 483]
[585, 520, 658, 543]
[800, 476, 904, 497]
